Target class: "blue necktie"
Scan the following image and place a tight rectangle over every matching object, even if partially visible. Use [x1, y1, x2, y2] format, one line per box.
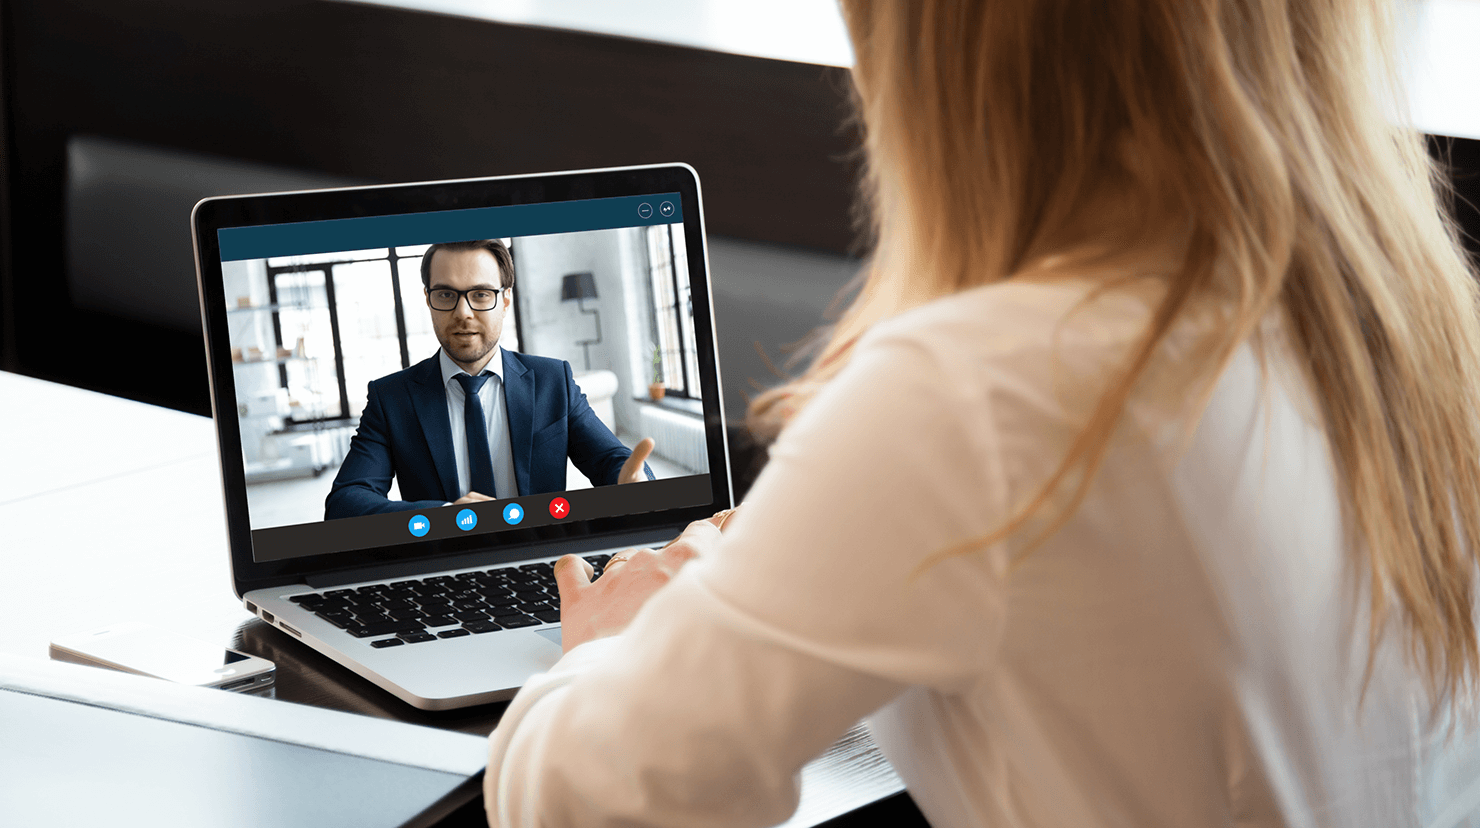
[455, 373, 497, 498]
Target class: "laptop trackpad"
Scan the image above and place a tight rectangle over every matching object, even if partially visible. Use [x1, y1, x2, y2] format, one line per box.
[534, 628, 562, 648]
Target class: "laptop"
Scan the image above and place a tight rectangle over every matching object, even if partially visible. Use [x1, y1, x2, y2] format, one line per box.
[191, 164, 731, 710]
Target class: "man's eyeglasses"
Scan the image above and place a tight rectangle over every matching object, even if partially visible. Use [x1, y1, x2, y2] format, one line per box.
[427, 287, 504, 312]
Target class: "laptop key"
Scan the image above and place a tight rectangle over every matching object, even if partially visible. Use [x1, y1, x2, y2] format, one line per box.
[463, 620, 502, 634]
[369, 638, 404, 648]
[532, 609, 561, 624]
[452, 610, 490, 622]
[398, 632, 436, 643]
[493, 614, 540, 629]
[437, 628, 471, 639]
[347, 621, 425, 638]
[317, 612, 355, 628]
[422, 615, 457, 627]
[346, 599, 386, 613]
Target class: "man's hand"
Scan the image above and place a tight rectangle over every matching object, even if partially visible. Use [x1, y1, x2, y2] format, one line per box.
[617, 437, 656, 485]
[452, 491, 494, 505]
[553, 511, 732, 653]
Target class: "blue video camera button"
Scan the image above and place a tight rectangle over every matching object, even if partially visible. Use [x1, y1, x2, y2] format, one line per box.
[407, 514, 431, 537]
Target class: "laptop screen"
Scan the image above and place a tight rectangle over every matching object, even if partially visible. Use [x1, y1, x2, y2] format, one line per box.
[206, 186, 719, 566]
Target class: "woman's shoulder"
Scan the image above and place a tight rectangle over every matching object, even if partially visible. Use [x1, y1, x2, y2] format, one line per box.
[863, 275, 1165, 371]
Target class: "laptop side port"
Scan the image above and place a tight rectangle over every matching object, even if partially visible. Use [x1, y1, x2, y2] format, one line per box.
[278, 621, 302, 638]
[245, 601, 258, 614]
[260, 610, 275, 624]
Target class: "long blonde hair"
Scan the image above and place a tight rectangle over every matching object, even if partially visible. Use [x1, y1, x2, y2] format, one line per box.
[751, 0, 1480, 708]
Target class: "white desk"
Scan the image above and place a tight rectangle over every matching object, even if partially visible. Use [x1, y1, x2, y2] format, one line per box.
[0, 372, 245, 657]
[0, 370, 907, 827]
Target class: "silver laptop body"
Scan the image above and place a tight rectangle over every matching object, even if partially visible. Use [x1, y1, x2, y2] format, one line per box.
[193, 164, 731, 709]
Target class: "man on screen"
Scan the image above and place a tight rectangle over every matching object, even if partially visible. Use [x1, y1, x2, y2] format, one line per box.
[324, 239, 653, 520]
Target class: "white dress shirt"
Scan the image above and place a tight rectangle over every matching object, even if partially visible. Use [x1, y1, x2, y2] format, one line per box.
[439, 348, 518, 500]
[485, 275, 1480, 827]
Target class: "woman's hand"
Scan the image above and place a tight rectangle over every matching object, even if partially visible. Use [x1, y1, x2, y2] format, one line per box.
[553, 510, 736, 653]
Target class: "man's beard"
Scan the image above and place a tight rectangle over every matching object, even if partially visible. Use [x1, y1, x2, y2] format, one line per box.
[444, 333, 495, 367]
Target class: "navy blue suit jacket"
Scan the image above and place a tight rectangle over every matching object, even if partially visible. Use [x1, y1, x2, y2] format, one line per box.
[325, 350, 647, 519]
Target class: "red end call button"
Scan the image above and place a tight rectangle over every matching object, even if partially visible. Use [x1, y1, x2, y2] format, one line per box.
[548, 497, 570, 519]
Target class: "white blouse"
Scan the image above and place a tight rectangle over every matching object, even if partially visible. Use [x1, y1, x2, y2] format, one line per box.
[486, 275, 1480, 828]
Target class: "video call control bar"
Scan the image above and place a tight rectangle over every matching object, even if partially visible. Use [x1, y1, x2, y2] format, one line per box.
[250, 474, 714, 563]
[217, 193, 685, 262]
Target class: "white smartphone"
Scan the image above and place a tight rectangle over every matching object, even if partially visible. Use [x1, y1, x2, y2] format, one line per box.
[49, 621, 276, 692]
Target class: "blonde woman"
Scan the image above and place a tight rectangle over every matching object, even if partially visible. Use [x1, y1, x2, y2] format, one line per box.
[486, 1, 1480, 825]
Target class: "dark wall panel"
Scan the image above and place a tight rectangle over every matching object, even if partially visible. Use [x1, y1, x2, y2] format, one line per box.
[0, 0, 861, 412]
[1431, 134, 1480, 269]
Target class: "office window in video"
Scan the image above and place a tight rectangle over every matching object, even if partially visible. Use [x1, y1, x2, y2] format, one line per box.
[646, 224, 700, 400]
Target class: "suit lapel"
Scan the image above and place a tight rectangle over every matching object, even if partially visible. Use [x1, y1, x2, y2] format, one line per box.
[503, 349, 533, 497]
[410, 355, 460, 500]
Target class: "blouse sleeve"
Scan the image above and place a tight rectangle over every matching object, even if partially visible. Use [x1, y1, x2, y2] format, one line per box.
[486, 329, 1012, 828]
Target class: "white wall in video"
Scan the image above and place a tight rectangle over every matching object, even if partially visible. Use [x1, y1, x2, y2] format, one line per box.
[222, 223, 708, 530]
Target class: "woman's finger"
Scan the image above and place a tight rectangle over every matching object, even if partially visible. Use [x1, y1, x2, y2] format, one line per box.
[553, 554, 594, 600]
[709, 506, 740, 531]
[662, 519, 722, 565]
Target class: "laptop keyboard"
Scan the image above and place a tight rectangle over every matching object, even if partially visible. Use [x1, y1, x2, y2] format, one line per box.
[285, 555, 611, 648]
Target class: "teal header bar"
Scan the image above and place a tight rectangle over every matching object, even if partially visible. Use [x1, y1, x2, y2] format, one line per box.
[217, 192, 684, 261]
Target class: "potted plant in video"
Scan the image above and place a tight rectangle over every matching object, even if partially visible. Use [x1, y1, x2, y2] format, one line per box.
[649, 346, 666, 401]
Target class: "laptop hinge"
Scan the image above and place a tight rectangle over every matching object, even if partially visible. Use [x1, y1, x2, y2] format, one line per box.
[302, 527, 677, 590]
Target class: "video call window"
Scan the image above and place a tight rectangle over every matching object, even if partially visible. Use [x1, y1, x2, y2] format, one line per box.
[226, 222, 710, 532]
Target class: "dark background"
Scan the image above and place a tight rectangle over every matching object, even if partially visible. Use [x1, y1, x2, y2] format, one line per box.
[3, 0, 1478, 420]
[0, 0, 863, 417]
